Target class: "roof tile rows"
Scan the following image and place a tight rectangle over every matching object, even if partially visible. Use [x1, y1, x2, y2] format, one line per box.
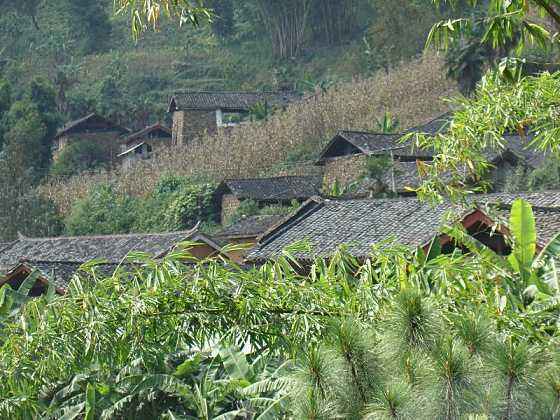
[168, 91, 301, 112]
[55, 113, 130, 139]
[218, 176, 323, 202]
[0, 228, 224, 288]
[215, 215, 285, 240]
[247, 192, 560, 261]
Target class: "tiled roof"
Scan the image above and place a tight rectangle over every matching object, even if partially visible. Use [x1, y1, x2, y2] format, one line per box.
[125, 123, 171, 143]
[168, 91, 301, 112]
[55, 113, 130, 139]
[0, 228, 228, 290]
[486, 134, 548, 168]
[317, 114, 451, 163]
[215, 215, 285, 240]
[4, 261, 121, 291]
[247, 192, 560, 261]
[218, 176, 323, 202]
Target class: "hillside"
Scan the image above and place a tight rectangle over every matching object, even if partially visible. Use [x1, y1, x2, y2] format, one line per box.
[0, 0, 468, 239]
[42, 54, 459, 215]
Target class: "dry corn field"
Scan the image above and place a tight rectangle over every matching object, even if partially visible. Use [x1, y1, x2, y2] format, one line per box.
[41, 53, 459, 215]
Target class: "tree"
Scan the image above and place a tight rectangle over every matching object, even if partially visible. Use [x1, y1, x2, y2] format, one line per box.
[50, 140, 109, 178]
[0, 0, 42, 29]
[428, 0, 557, 61]
[254, 0, 312, 59]
[0, 77, 11, 151]
[65, 0, 112, 54]
[65, 184, 137, 236]
[207, 0, 234, 39]
[114, 0, 212, 39]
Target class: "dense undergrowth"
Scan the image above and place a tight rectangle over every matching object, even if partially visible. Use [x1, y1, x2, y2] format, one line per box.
[1, 199, 560, 418]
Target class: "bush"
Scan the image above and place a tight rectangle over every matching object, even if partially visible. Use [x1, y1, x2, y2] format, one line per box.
[50, 140, 109, 178]
[133, 174, 218, 232]
[65, 184, 137, 236]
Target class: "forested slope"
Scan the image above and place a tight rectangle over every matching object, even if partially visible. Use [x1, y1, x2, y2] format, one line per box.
[0, 0, 465, 239]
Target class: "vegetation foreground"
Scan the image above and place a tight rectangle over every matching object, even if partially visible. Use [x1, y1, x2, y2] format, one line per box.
[0, 199, 559, 419]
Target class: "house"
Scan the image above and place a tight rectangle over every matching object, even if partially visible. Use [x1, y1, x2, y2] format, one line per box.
[0, 227, 230, 296]
[118, 123, 172, 169]
[245, 191, 560, 263]
[316, 114, 449, 190]
[317, 113, 548, 195]
[214, 175, 323, 224]
[168, 91, 300, 145]
[52, 113, 130, 161]
[215, 215, 284, 262]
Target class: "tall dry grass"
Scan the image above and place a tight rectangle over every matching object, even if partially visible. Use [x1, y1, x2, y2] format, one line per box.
[41, 53, 459, 215]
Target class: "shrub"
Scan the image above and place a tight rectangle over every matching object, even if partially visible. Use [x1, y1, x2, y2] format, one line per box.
[133, 174, 218, 232]
[65, 183, 137, 236]
[50, 140, 108, 178]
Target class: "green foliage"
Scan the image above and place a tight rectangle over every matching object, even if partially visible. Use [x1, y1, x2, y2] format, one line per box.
[50, 140, 109, 178]
[3, 203, 560, 417]
[364, 0, 442, 72]
[65, 184, 137, 236]
[134, 174, 218, 232]
[366, 154, 393, 180]
[64, 175, 219, 236]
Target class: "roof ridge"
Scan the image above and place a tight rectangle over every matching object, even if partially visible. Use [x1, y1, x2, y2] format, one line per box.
[18, 228, 199, 242]
[173, 90, 295, 95]
[224, 174, 322, 183]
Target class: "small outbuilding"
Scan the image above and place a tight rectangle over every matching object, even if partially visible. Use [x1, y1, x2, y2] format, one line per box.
[214, 175, 323, 224]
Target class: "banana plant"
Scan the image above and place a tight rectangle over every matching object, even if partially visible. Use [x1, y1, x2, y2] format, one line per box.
[444, 198, 560, 312]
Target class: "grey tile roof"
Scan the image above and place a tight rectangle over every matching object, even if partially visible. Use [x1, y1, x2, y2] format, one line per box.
[215, 215, 285, 240]
[55, 113, 130, 139]
[486, 134, 548, 168]
[125, 123, 171, 144]
[218, 176, 323, 202]
[168, 91, 300, 112]
[247, 191, 560, 261]
[0, 228, 228, 291]
[317, 114, 451, 163]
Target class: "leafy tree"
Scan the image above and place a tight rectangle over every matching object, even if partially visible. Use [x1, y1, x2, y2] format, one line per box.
[428, 0, 558, 64]
[114, 0, 212, 39]
[207, 0, 234, 38]
[65, 0, 112, 54]
[65, 184, 137, 235]
[134, 174, 218, 232]
[50, 140, 109, 178]
[0, 77, 11, 151]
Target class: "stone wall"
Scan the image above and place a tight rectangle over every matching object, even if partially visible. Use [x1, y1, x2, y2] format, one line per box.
[322, 154, 368, 188]
[221, 194, 241, 225]
[172, 110, 217, 145]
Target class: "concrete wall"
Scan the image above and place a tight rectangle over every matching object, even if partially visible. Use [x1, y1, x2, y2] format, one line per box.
[172, 110, 217, 145]
[322, 154, 368, 188]
[221, 194, 241, 225]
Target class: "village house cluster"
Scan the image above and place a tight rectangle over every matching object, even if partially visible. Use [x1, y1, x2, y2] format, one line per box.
[1, 90, 557, 296]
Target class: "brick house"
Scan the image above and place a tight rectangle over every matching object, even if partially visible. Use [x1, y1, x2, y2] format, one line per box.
[213, 176, 323, 224]
[52, 113, 130, 162]
[167, 91, 300, 145]
[118, 123, 172, 169]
